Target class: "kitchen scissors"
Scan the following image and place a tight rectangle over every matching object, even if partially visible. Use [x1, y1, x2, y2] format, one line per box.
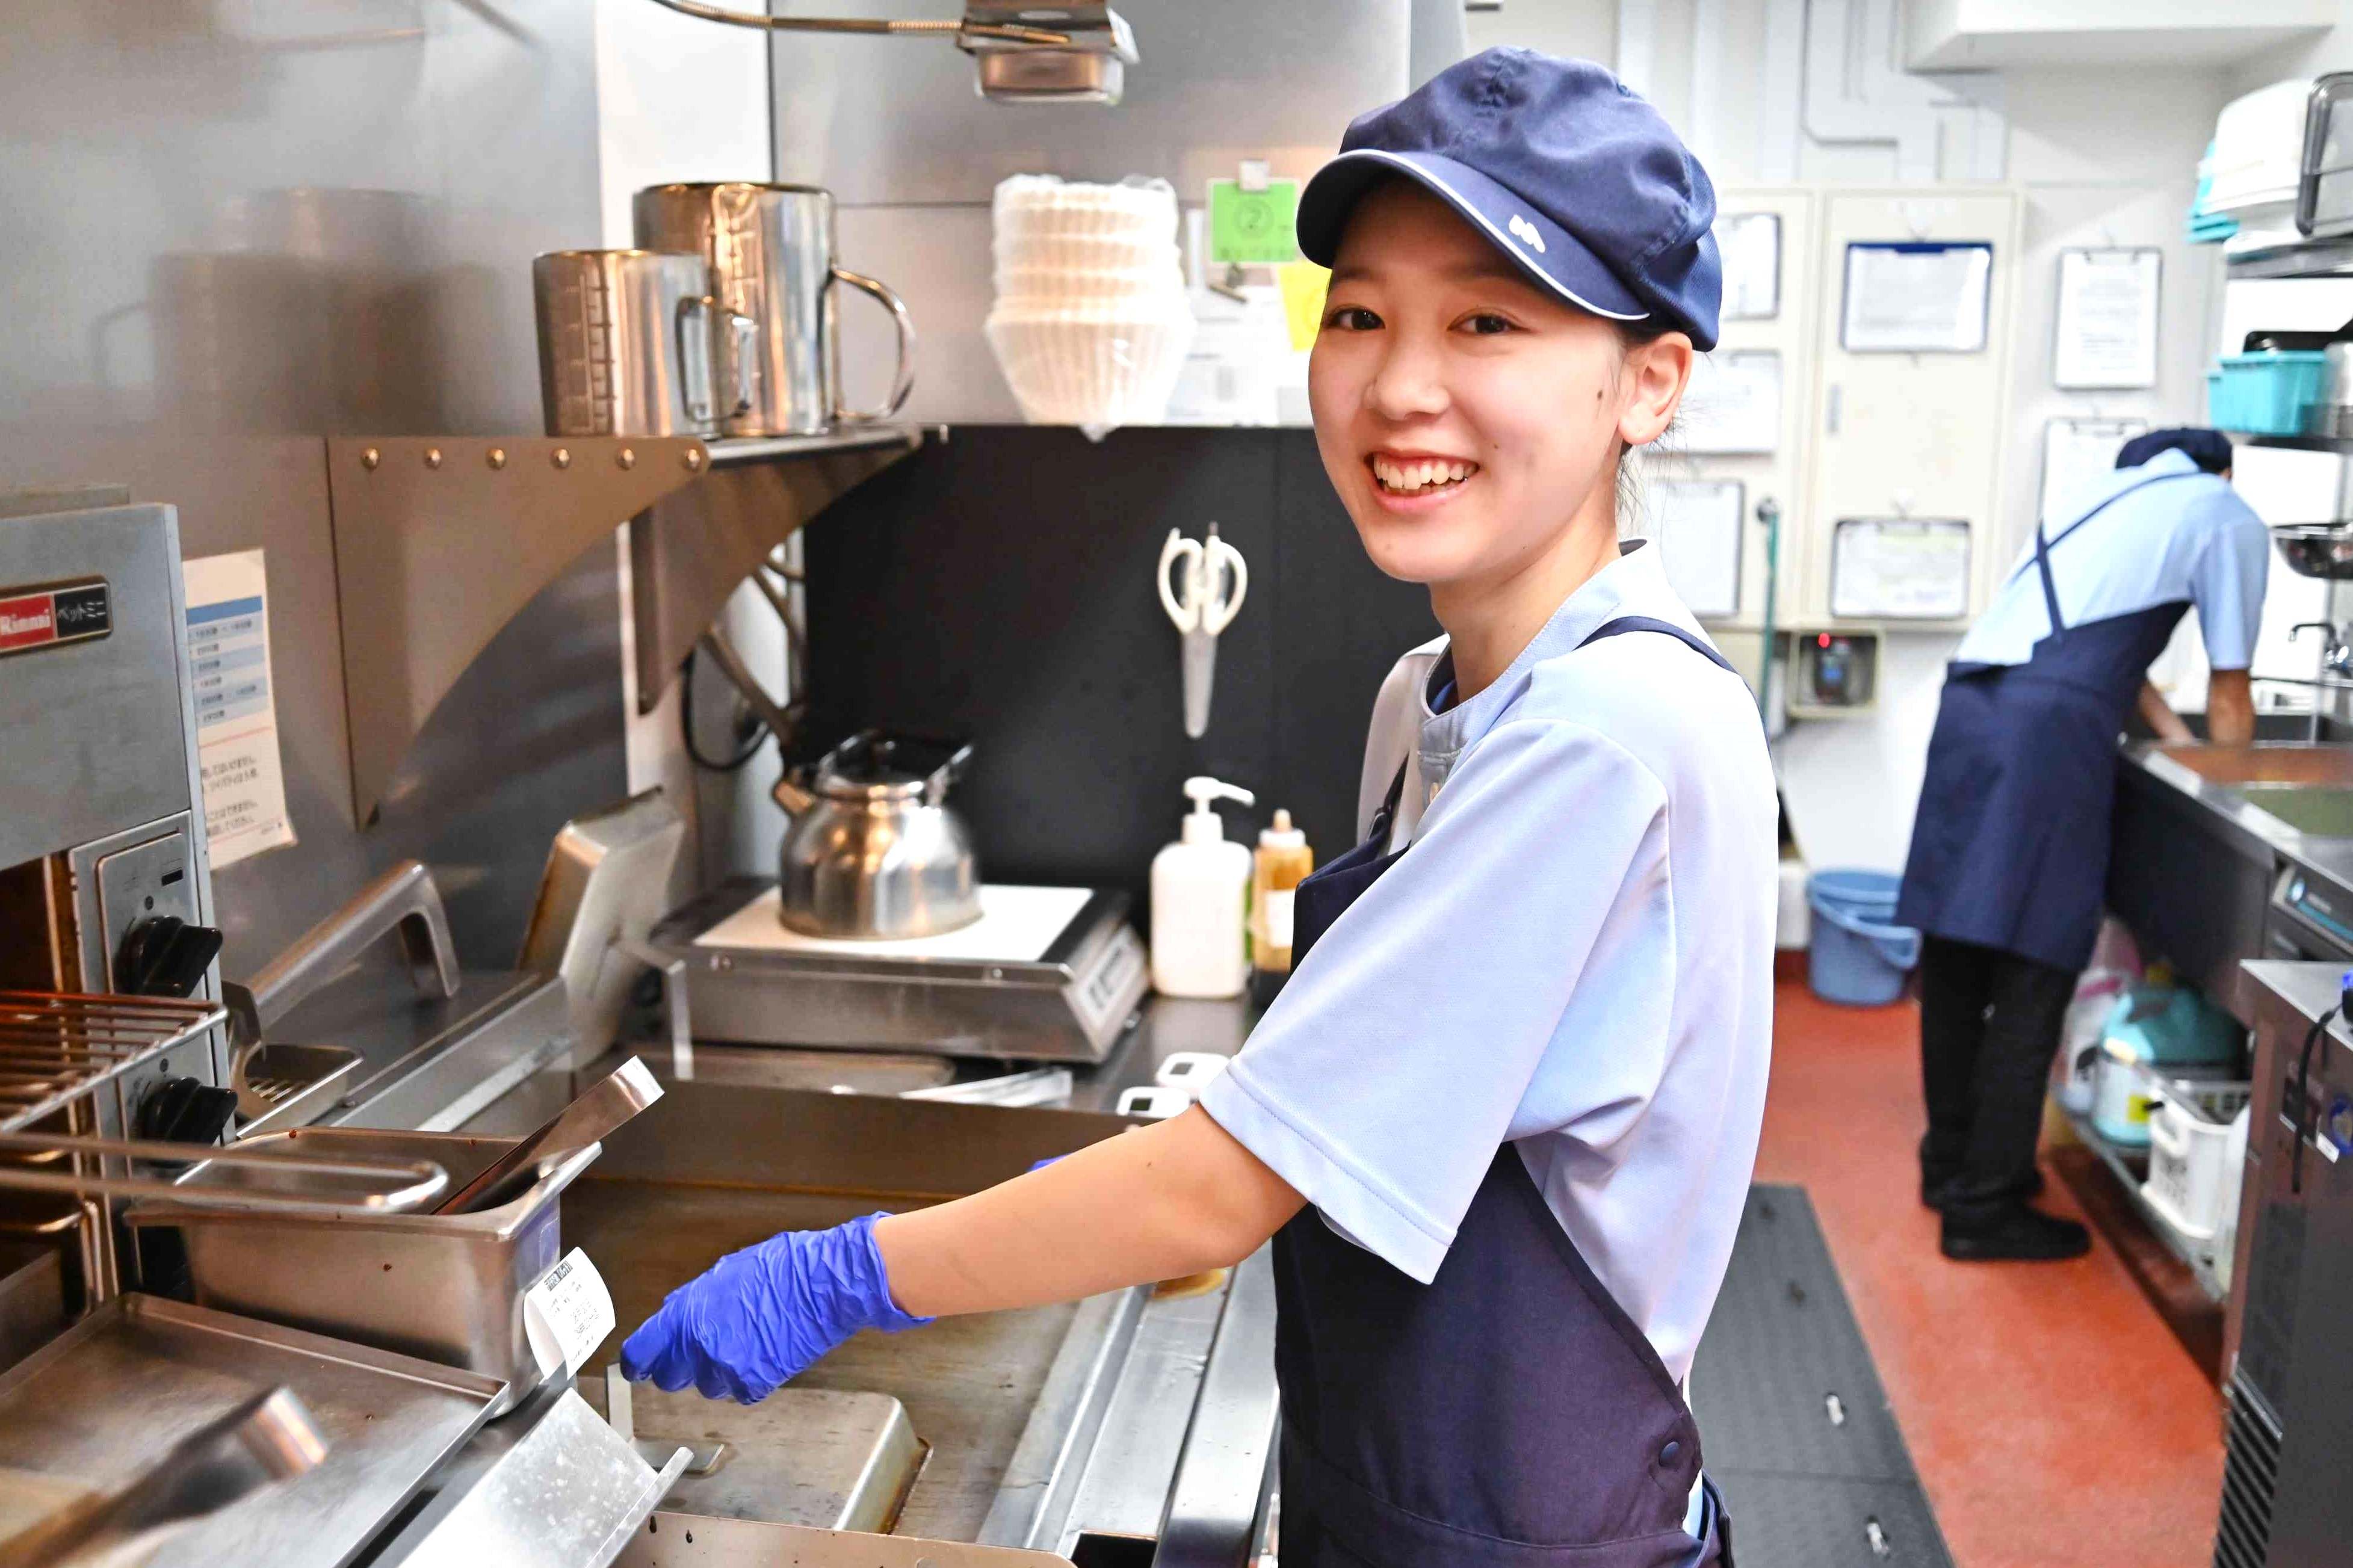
[1157, 523, 1248, 739]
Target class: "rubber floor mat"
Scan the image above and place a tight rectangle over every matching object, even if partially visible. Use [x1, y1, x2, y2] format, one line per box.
[1692, 1185, 1957, 1568]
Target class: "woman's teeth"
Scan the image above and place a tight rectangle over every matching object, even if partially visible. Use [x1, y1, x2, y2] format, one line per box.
[1371, 455, 1479, 495]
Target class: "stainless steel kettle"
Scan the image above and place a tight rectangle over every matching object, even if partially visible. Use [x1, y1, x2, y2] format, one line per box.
[774, 732, 981, 939]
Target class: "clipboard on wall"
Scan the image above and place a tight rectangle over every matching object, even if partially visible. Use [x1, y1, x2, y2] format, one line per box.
[1830, 517, 1972, 620]
[1841, 241, 1994, 354]
[1651, 478, 1745, 619]
[2052, 248, 2160, 391]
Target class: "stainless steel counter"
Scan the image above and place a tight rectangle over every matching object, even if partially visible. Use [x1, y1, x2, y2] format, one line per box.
[2110, 742, 2353, 1019]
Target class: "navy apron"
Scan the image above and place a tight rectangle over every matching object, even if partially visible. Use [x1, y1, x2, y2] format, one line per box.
[1274, 615, 1736, 1568]
[1895, 472, 2201, 973]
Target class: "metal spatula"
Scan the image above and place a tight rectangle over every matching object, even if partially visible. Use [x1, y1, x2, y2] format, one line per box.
[433, 1057, 663, 1215]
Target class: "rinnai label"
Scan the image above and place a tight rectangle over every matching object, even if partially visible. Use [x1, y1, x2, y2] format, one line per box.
[0, 579, 111, 656]
[524, 1248, 615, 1376]
[184, 551, 295, 870]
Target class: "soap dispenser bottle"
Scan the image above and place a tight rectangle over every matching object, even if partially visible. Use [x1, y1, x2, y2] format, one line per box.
[1151, 776, 1256, 998]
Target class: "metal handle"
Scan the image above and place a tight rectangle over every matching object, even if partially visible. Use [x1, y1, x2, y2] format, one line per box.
[722, 309, 760, 419]
[638, 0, 1074, 43]
[223, 861, 459, 1049]
[829, 265, 916, 423]
[677, 295, 717, 426]
[0, 1132, 449, 1214]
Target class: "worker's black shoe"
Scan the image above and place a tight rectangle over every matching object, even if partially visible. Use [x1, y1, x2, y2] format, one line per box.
[1940, 1206, 2090, 1262]
[1920, 1167, 2045, 1211]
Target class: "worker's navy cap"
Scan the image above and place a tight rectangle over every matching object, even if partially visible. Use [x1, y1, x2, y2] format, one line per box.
[2117, 427, 2234, 475]
[1296, 49, 1722, 351]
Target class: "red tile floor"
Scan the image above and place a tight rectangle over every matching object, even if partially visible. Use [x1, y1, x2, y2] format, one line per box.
[1758, 973, 2225, 1568]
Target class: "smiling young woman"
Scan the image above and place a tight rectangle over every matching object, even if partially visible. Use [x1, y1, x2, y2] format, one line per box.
[616, 49, 1775, 1568]
[1309, 176, 1695, 699]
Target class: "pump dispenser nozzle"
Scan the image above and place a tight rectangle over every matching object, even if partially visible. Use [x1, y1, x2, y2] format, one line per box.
[1180, 776, 1255, 844]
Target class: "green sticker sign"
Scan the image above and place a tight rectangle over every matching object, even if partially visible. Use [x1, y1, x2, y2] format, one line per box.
[1208, 179, 1301, 265]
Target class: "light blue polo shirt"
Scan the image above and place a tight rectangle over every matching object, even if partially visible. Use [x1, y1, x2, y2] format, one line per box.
[1198, 542, 1778, 1388]
[1953, 448, 2270, 670]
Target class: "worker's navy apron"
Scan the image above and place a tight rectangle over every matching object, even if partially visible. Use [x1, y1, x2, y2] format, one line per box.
[1895, 472, 2201, 973]
[1273, 616, 1734, 1568]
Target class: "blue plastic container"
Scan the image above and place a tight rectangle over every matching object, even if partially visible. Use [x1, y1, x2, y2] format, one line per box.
[1807, 869, 1920, 1007]
[2208, 350, 2329, 436]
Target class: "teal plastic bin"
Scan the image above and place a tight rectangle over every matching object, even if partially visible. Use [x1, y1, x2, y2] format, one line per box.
[1807, 870, 1919, 1007]
[2208, 350, 2328, 436]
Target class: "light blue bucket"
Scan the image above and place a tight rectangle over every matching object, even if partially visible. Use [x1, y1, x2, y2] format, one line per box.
[1807, 869, 1920, 1007]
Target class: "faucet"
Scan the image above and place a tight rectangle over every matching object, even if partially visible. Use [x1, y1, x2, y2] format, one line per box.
[2291, 620, 2353, 677]
[2290, 621, 2353, 739]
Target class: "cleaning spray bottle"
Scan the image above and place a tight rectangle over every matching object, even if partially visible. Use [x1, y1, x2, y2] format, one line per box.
[1151, 777, 1255, 998]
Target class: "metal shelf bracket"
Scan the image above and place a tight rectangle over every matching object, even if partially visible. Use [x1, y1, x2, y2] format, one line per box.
[323, 428, 923, 826]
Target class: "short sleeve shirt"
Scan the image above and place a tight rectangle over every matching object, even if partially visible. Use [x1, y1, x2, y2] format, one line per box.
[1197, 542, 1778, 1383]
[1952, 448, 2271, 670]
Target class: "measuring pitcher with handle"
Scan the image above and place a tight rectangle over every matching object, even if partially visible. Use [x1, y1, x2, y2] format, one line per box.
[634, 182, 916, 437]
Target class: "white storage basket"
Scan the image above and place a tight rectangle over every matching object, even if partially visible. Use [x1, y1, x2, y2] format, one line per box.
[2142, 1077, 2254, 1242]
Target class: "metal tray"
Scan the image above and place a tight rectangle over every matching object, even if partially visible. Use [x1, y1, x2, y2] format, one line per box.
[232, 1042, 363, 1137]
[0, 1294, 506, 1568]
[128, 1129, 598, 1418]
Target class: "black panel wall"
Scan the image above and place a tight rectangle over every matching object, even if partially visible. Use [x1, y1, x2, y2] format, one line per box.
[801, 426, 1439, 918]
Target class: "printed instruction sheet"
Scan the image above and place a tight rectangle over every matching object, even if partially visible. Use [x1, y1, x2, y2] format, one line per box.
[183, 549, 295, 868]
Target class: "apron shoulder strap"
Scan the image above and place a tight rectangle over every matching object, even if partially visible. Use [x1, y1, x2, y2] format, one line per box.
[1374, 614, 1742, 850]
[1578, 614, 1740, 676]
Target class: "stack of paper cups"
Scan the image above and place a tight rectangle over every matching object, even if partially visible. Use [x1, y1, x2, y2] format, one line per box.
[984, 175, 1196, 436]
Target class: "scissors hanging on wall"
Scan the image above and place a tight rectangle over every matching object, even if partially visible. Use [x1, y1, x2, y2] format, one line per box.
[1158, 523, 1248, 739]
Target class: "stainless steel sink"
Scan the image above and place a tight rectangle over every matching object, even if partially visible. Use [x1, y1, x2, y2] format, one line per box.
[2232, 785, 2353, 839]
[2152, 744, 2353, 789]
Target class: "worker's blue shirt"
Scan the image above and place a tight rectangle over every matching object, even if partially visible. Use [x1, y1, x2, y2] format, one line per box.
[1952, 448, 2271, 671]
[1198, 542, 1777, 1386]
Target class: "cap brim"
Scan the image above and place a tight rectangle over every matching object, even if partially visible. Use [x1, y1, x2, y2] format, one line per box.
[1296, 149, 1650, 324]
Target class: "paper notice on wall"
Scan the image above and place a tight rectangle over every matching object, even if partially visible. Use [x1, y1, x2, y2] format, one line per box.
[1652, 478, 1745, 619]
[1716, 212, 1782, 321]
[1841, 242, 1993, 354]
[1681, 350, 1783, 454]
[1829, 517, 1973, 620]
[2040, 417, 2149, 524]
[183, 550, 295, 869]
[2053, 248, 2160, 390]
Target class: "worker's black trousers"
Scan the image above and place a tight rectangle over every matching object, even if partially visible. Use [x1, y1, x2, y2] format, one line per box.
[1917, 935, 2077, 1224]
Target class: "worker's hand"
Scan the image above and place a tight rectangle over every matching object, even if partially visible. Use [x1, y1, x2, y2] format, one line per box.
[618, 1215, 931, 1403]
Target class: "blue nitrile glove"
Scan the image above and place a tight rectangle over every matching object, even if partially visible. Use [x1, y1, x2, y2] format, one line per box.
[618, 1214, 931, 1403]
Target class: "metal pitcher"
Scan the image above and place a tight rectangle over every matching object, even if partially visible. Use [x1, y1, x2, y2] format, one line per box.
[531, 249, 741, 437]
[632, 182, 915, 438]
[774, 732, 979, 939]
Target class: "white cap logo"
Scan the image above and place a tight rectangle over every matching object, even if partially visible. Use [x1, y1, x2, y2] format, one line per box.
[1508, 214, 1547, 253]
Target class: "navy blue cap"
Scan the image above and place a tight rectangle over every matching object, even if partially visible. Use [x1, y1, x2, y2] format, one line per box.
[2116, 427, 2233, 475]
[1297, 49, 1721, 351]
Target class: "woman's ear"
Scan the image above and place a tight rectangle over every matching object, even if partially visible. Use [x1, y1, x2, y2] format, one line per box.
[1619, 332, 1695, 448]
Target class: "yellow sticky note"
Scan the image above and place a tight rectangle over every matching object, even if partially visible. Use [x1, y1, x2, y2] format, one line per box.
[1278, 261, 1331, 353]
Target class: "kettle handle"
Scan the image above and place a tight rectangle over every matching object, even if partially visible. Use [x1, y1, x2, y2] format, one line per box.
[831, 266, 915, 422]
[924, 741, 976, 806]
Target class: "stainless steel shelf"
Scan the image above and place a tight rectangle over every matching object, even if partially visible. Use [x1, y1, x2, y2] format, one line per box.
[325, 426, 932, 824]
[2246, 433, 2353, 454]
[2061, 1103, 2229, 1304]
[2225, 236, 2353, 281]
[707, 424, 929, 467]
